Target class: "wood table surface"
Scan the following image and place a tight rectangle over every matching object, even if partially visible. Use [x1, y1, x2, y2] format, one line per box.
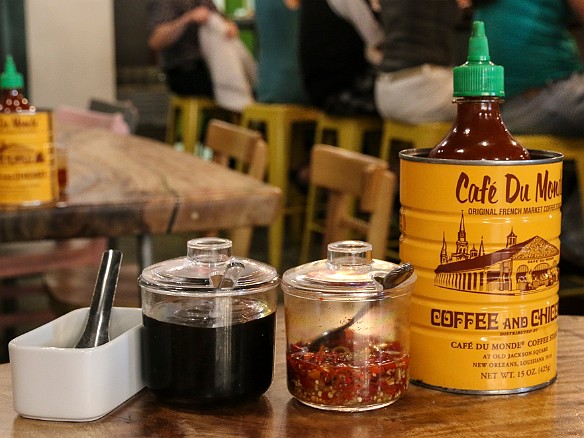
[0, 127, 282, 243]
[0, 312, 583, 437]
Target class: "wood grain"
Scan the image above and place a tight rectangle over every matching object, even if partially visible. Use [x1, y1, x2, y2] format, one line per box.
[0, 128, 281, 242]
[1, 313, 583, 437]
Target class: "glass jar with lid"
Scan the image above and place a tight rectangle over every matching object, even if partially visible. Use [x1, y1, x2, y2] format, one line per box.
[282, 241, 415, 412]
[139, 237, 279, 408]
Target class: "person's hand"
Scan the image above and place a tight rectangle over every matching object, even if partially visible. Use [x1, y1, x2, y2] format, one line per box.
[366, 46, 382, 66]
[187, 6, 211, 24]
[224, 20, 239, 39]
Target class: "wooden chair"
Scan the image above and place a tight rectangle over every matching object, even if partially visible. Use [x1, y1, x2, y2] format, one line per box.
[0, 239, 108, 331]
[300, 144, 396, 263]
[44, 258, 142, 315]
[204, 119, 269, 257]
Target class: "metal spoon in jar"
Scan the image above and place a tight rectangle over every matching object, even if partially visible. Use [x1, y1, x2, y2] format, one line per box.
[306, 262, 414, 352]
[74, 250, 123, 348]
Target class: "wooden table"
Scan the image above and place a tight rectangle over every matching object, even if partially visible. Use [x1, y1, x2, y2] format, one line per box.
[0, 128, 282, 266]
[0, 313, 583, 437]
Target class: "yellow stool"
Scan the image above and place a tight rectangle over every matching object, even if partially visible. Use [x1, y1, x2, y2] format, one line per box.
[379, 119, 452, 162]
[240, 103, 322, 270]
[513, 135, 584, 222]
[378, 120, 451, 261]
[166, 95, 219, 154]
[315, 113, 383, 152]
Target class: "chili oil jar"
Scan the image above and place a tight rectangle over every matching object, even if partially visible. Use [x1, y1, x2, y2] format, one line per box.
[139, 237, 279, 409]
[282, 241, 416, 412]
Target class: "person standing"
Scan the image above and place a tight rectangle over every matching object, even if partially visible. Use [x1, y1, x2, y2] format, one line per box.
[255, 0, 309, 105]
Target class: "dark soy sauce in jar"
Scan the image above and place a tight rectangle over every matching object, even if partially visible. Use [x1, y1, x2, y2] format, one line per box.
[143, 303, 275, 408]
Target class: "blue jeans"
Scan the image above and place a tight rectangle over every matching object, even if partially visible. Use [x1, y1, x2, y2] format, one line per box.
[503, 73, 584, 137]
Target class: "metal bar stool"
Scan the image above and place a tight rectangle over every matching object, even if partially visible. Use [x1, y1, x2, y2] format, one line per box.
[165, 94, 219, 155]
[379, 119, 452, 162]
[240, 102, 322, 270]
[314, 113, 383, 152]
[513, 135, 584, 227]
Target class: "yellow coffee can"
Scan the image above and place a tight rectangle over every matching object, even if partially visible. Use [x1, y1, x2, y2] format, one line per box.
[399, 148, 562, 394]
[0, 110, 56, 206]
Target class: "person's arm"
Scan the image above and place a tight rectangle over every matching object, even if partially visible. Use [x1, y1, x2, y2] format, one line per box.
[205, 11, 240, 39]
[148, 6, 211, 51]
[284, 0, 300, 9]
[326, 0, 383, 48]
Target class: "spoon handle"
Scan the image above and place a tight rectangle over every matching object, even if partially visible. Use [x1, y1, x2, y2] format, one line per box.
[75, 250, 123, 348]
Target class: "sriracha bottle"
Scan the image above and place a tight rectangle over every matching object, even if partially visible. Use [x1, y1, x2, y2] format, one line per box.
[0, 55, 34, 113]
[428, 21, 530, 160]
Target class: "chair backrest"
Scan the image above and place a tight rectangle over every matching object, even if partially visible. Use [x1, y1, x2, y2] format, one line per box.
[203, 119, 268, 257]
[204, 119, 267, 180]
[307, 144, 396, 259]
[55, 105, 130, 135]
[89, 98, 140, 134]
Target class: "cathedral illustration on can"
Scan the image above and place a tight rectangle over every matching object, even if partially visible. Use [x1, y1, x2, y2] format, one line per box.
[434, 212, 559, 296]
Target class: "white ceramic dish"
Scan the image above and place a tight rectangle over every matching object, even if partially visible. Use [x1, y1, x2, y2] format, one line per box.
[9, 307, 144, 422]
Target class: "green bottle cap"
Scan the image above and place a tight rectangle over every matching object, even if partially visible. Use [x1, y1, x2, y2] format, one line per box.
[453, 21, 504, 97]
[1, 55, 24, 90]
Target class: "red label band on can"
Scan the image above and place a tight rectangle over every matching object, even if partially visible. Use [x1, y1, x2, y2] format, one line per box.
[399, 148, 562, 394]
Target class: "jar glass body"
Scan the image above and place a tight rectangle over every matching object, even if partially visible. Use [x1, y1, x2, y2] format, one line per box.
[139, 237, 279, 408]
[282, 241, 415, 411]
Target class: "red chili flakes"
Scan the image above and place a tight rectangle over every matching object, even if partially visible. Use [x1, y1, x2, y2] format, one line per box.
[286, 331, 409, 409]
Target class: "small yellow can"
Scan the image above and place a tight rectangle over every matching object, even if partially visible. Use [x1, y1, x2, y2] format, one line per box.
[0, 110, 56, 206]
[400, 148, 562, 394]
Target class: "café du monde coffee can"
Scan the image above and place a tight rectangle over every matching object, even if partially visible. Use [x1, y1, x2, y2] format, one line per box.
[399, 149, 563, 394]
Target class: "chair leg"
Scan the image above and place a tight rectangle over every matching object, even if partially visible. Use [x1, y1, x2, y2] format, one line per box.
[165, 101, 178, 146]
[380, 127, 392, 162]
[266, 119, 291, 270]
[300, 184, 319, 264]
[337, 122, 364, 152]
[230, 226, 253, 258]
[182, 101, 198, 155]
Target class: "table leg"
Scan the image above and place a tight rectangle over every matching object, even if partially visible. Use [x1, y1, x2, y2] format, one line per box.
[137, 234, 153, 272]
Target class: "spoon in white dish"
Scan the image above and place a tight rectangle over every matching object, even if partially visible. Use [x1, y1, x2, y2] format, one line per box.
[75, 249, 123, 348]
